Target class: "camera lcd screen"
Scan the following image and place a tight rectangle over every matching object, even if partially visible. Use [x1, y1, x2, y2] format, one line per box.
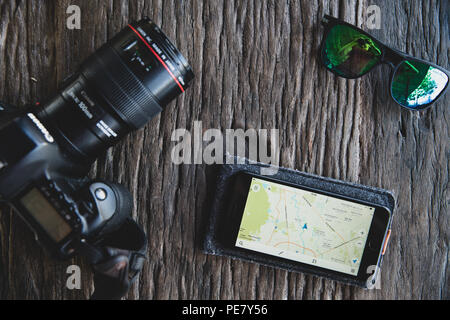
[20, 188, 72, 243]
[235, 178, 375, 276]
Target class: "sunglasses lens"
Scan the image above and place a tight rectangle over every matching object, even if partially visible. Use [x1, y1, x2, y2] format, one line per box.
[391, 60, 448, 109]
[322, 24, 382, 77]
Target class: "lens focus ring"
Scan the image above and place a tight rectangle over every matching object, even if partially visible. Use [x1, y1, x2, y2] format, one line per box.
[82, 46, 162, 129]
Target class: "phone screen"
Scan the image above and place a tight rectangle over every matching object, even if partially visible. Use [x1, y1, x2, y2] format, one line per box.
[235, 177, 375, 276]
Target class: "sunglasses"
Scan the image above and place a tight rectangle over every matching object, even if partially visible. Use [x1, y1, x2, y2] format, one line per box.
[320, 15, 449, 110]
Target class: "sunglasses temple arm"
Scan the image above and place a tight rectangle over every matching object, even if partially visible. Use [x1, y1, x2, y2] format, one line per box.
[321, 16, 331, 26]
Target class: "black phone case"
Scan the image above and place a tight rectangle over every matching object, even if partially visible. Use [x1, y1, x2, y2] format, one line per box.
[203, 157, 396, 288]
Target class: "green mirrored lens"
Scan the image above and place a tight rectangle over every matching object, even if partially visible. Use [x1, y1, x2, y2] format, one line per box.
[322, 24, 382, 77]
[391, 60, 448, 109]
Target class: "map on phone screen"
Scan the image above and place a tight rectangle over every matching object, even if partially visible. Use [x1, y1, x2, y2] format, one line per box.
[236, 178, 375, 275]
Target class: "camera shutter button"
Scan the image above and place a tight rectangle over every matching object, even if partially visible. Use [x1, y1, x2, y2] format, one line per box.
[94, 188, 107, 201]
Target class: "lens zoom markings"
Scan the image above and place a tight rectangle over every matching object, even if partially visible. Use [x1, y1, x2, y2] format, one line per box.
[128, 24, 185, 93]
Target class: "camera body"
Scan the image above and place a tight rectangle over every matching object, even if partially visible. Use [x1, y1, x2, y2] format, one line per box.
[0, 110, 131, 259]
[0, 18, 194, 261]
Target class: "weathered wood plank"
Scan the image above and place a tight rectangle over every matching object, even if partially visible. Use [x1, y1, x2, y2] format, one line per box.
[0, 0, 448, 299]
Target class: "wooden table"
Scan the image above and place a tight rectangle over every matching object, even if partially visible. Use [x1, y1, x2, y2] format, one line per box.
[0, 0, 448, 300]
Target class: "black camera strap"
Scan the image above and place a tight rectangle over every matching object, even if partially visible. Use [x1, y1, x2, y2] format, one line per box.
[77, 217, 147, 300]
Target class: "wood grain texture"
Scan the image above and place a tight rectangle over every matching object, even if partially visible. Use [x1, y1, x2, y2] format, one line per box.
[0, 0, 448, 299]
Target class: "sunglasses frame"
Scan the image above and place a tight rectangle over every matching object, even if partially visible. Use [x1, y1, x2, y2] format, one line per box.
[320, 15, 450, 111]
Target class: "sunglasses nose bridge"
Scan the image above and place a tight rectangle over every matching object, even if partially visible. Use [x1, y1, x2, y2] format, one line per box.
[381, 48, 404, 69]
[380, 59, 396, 69]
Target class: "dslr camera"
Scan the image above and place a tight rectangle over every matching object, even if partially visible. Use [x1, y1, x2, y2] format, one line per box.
[0, 18, 194, 268]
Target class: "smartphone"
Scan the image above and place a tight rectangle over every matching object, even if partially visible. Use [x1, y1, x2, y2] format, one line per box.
[222, 172, 392, 286]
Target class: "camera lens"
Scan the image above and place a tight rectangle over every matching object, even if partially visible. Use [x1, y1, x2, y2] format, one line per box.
[37, 18, 194, 160]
